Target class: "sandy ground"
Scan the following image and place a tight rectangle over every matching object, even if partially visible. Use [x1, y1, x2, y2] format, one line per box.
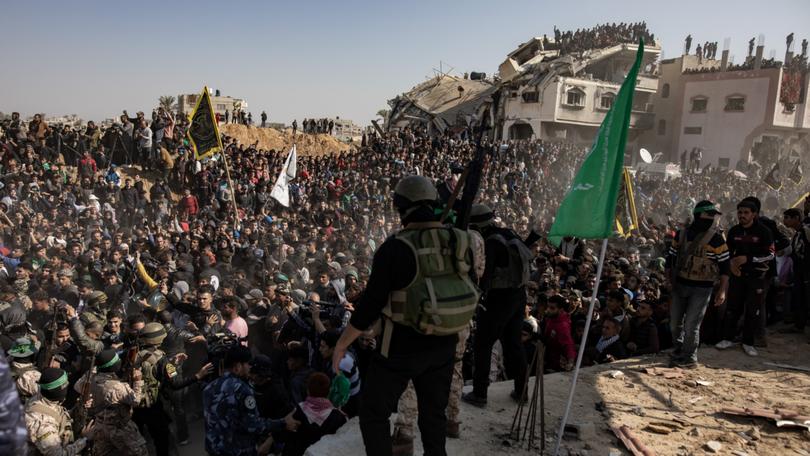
[178, 327, 810, 456]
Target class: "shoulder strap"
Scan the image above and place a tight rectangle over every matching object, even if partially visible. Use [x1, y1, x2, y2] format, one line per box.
[29, 402, 68, 434]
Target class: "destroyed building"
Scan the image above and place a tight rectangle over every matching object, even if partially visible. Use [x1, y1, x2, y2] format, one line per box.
[385, 74, 497, 135]
[496, 29, 661, 145]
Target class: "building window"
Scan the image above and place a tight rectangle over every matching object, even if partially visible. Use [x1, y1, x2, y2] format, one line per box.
[599, 93, 615, 110]
[565, 88, 585, 107]
[657, 119, 666, 135]
[684, 126, 703, 135]
[691, 97, 708, 113]
[522, 91, 539, 103]
[718, 158, 730, 168]
[216, 104, 227, 111]
[725, 95, 745, 112]
[662, 83, 670, 99]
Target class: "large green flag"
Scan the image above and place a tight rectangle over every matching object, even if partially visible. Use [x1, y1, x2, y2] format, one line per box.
[548, 39, 645, 245]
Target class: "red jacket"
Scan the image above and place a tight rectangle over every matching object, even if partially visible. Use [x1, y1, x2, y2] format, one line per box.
[179, 195, 199, 216]
[543, 312, 576, 371]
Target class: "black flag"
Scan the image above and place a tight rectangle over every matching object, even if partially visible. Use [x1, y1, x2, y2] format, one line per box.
[764, 163, 782, 190]
[187, 86, 223, 160]
[789, 160, 803, 184]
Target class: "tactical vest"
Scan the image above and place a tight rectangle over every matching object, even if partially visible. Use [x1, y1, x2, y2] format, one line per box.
[28, 400, 73, 449]
[136, 348, 164, 408]
[381, 223, 480, 356]
[482, 232, 532, 290]
[675, 228, 719, 282]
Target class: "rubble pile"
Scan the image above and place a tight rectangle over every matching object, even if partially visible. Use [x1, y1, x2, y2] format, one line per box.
[220, 124, 354, 157]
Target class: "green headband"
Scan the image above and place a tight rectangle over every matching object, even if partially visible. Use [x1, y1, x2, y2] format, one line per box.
[40, 372, 68, 391]
[99, 353, 120, 369]
[693, 205, 718, 214]
[9, 343, 35, 356]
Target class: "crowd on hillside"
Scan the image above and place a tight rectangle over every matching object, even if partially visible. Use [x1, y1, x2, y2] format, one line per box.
[0, 111, 808, 456]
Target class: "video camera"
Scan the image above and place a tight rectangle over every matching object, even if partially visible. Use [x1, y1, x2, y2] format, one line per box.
[298, 299, 342, 320]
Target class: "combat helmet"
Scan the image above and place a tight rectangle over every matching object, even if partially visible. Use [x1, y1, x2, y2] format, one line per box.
[139, 322, 167, 346]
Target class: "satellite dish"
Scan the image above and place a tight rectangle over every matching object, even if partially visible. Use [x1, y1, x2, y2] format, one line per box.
[639, 148, 653, 164]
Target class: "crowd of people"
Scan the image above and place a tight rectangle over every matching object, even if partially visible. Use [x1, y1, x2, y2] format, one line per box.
[0, 110, 808, 456]
[545, 22, 655, 55]
[301, 119, 335, 135]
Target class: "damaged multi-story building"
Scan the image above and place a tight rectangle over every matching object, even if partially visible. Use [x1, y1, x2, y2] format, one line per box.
[385, 73, 498, 136]
[495, 33, 661, 145]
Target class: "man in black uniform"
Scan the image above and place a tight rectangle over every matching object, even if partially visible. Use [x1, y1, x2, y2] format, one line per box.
[463, 204, 534, 406]
[132, 322, 213, 456]
[331, 175, 479, 456]
[715, 199, 774, 357]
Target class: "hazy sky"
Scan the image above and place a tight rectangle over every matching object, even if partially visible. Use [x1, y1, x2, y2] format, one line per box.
[1, 0, 808, 125]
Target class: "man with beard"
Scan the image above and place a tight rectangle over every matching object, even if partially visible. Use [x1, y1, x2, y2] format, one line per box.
[716, 200, 774, 357]
[666, 200, 729, 368]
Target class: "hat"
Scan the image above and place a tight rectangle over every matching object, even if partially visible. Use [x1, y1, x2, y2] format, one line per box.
[87, 291, 107, 307]
[693, 200, 721, 215]
[172, 281, 189, 300]
[291, 289, 306, 306]
[8, 337, 40, 358]
[469, 204, 495, 227]
[57, 268, 74, 279]
[327, 261, 341, 271]
[88, 194, 99, 201]
[274, 273, 289, 284]
[244, 289, 264, 301]
[345, 268, 359, 280]
[250, 354, 273, 376]
[39, 368, 68, 391]
[96, 349, 121, 372]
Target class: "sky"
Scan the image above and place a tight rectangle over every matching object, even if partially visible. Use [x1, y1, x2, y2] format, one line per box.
[1, 0, 808, 125]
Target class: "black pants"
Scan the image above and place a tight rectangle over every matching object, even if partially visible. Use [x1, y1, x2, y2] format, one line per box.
[359, 339, 456, 456]
[723, 276, 766, 346]
[133, 403, 173, 456]
[168, 386, 189, 443]
[472, 290, 527, 398]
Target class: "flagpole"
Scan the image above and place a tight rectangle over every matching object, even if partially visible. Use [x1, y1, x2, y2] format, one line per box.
[220, 147, 241, 231]
[553, 237, 609, 456]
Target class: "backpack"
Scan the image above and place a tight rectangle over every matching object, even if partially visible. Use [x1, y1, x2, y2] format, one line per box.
[381, 224, 480, 356]
[136, 348, 164, 408]
[482, 231, 532, 290]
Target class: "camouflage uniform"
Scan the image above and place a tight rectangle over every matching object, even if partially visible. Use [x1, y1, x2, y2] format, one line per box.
[25, 393, 88, 456]
[203, 371, 286, 456]
[74, 371, 148, 456]
[0, 351, 27, 455]
[393, 325, 470, 439]
[11, 361, 41, 401]
[393, 230, 484, 439]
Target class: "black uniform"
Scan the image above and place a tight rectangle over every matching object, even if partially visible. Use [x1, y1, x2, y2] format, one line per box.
[722, 220, 774, 346]
[471, 227, 533, 401]
[350, 234, 457, 456]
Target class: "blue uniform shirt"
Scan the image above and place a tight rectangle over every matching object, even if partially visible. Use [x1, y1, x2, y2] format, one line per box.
[203, 372, 284, 456]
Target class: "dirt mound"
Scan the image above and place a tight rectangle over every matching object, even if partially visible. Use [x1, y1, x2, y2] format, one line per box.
[220, 124, 353, 157]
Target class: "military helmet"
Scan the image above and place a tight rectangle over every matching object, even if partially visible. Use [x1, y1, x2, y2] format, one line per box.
[393, 175, 438, 210]
[469, 203, 495, 227]
[139, 322, 167, 346]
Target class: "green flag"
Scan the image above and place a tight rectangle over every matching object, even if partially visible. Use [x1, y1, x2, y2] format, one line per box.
[548, 39, 645, 246]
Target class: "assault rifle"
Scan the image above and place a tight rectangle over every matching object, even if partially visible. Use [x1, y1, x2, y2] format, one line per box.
[74, 353, 96, 430]
[440, 113, 491, 230]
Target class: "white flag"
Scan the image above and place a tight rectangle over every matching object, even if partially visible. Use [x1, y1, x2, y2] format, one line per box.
[270, 144, 297, 207]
